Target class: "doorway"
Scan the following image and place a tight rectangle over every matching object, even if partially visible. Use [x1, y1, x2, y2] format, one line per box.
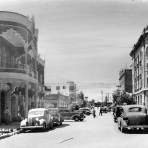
[1, 91, 6, 123]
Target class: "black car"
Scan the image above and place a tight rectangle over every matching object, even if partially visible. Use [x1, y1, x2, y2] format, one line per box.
[79, 108, 91, 115]
[59, 109, 85, 121]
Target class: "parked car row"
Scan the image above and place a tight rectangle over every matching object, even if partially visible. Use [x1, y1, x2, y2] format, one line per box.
[113, 104, 148, 133]
[20, 107, 86, 132]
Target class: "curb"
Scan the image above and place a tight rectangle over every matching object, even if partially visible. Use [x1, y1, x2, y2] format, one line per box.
[0, 128, 21, 140]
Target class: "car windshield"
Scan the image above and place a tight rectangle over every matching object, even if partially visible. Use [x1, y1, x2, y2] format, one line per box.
[29, 110, 44, 116]
[48, 110, 57, 115]
[128, 107, 144, 112]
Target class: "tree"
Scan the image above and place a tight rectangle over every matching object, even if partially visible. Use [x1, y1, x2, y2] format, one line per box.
[112, 90, 135, 105]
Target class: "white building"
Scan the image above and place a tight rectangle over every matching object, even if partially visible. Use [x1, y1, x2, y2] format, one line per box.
[130, 26, 148, 108]
[45, 81, 78, 104]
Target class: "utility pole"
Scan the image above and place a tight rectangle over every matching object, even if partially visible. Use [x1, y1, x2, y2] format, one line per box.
[101, 90, 103, 107]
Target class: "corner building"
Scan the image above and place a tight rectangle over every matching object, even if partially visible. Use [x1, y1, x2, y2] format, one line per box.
[130, 26, 148, 108]
[0, 11, 44, 123]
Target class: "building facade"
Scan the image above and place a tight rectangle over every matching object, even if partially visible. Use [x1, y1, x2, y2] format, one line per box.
[0, 11, 45, 123]
[44, 94, 69, 109]
[45, 81, 77, 104]
[130, 26, 148, 108]
[119, 69, 132, 93]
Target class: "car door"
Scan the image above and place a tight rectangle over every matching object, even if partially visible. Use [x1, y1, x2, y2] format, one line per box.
[62, 110, 71, 120]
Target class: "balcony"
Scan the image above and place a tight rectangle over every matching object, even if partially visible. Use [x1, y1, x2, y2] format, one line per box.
[0, 63, 37, 80]
[0, 63, 26, 73]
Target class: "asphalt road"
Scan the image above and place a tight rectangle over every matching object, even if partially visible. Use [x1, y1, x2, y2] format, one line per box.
[1, 111, 148, 148]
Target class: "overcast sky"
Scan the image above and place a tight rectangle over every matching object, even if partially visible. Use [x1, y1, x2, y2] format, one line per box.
[0, 0, 148, 99]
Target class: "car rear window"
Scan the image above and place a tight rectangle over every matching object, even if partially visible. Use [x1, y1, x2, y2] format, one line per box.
[128, 107, 143, 112]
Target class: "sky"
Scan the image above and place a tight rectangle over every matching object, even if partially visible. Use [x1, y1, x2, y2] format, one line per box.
[0, 0, 148, 100]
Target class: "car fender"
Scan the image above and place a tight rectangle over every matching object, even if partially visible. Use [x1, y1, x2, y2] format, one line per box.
[71, 115, 80, 120]
[39, 119, 46, 125]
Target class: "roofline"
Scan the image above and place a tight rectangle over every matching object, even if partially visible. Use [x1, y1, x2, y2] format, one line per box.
[0, 11, 29, 19]
[130, 29, 148, 57]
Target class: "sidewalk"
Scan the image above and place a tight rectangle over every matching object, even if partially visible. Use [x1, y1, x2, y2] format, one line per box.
[0, 122, 20, 129]
[0, 122, 20, 140]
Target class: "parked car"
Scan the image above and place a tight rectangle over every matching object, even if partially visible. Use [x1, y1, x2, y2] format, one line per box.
[102, 106, 108, 113]
[79, 107, 91, 115]
[20, 108, 53, 131]
[117, 105, 148, 133]
[59, 109, 85, 121]
[48, 108, 64, 126]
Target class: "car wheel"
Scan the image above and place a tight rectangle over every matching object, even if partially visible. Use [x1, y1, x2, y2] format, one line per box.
[50, 122, 54, 129]
[21, 129, 26, 133]
[79, 118, 84, 121]
[74, 116, 79, 122]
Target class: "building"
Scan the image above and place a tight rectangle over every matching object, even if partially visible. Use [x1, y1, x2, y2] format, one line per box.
[44, 94, 69, 109]
[130, 26, 148, 107]
[45, 81, 77, 104]
[119, 69, 132, 93]
[0, 11, 45, 123]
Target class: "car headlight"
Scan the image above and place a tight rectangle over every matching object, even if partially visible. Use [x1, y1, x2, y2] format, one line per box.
[39, 119, 45, 125]
[20, 120, 27, 126]
[36, 118, 39, 121]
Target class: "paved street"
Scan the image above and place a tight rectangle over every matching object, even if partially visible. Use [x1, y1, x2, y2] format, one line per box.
[0, 111, 148, 148]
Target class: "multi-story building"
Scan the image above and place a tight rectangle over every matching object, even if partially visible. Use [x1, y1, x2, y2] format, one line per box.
[130, 26, 148, 107]
[45, 81, 79, 108]
[0, 11, 45, 123]
[44, 94, 69, 109]
[119, 69, 132, 93]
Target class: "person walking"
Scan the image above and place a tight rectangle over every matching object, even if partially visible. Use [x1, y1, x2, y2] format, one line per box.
[92, 108, 96, 118]
[4, 107, 10, 124]
[99, 107, 103, 116]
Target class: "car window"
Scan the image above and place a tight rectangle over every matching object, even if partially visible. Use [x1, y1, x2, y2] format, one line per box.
[128, 107, 143, 112]
[29, 110, 44, 116]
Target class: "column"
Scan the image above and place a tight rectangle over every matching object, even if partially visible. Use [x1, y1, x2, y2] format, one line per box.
[25, 82, 28, 116]
[0, 90, 1, 123]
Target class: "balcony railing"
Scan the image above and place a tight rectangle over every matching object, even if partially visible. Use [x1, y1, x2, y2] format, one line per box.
[0, 63, 37, 79]
[0, 63, 26, 73]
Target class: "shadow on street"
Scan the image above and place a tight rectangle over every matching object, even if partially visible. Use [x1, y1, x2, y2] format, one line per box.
[21, 123, 70, 133]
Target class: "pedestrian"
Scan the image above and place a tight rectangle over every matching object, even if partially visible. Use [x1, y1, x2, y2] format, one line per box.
[92, 108, 96, 118]
[4, 107, 10, 124]
[99, 107, 103, 116]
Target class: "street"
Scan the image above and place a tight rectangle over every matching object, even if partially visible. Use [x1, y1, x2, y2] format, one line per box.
[0, 111, 148, 148]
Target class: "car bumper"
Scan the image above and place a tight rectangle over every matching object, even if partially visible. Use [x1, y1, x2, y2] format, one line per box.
[20, 125, 44, 129]
[125, 125, 148, 130]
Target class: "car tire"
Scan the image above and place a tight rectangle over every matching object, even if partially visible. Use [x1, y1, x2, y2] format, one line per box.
[21, 129, 26, 133]
[79, 118, 84, 121]
[50, 122, 54, 129]
[74, 116, 79, 122]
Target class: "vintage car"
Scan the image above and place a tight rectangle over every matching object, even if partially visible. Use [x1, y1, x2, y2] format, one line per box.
[59, 109, 85, 121]
[48, 108, 64, 126]
[20, 108, 53, 131]
[117, 105, 148, 133]
[79, 107, 91, 115]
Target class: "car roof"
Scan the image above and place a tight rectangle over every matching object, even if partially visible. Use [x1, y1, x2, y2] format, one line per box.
[122, 105, 146, 110]
[29, 108, 47, 112]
